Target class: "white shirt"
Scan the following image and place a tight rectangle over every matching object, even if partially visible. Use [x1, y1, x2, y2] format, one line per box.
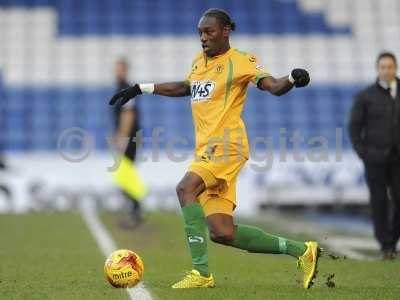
[379, 79, 397, 99]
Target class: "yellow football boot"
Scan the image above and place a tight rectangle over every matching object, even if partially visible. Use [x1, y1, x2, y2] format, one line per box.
[171, 270, 215, 289]
[297, 241, 321, 289]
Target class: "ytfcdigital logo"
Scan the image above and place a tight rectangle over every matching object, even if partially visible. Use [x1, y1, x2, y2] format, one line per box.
[57, 127, 94, 162]
[57, 126, 344, 172]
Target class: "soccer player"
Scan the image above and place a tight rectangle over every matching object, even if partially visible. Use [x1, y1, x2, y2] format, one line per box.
[109, 8, 320, 289]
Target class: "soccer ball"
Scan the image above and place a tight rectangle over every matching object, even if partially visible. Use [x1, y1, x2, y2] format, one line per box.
[104, 249, 144, 288]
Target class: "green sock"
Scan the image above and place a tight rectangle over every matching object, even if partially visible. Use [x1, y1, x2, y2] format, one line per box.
[181, 203, 209, 276]
[232, 224, 306, 258]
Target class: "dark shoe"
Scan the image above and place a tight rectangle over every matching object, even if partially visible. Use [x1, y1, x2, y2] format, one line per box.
[118, 214, 143, 230]
[382, 250, 397, 261]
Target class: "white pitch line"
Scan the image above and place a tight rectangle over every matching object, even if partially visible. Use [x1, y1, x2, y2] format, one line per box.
[79, 198, 153, 300]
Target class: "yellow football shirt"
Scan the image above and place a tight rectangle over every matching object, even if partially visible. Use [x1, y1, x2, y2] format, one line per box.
[186, 47, 270, 159]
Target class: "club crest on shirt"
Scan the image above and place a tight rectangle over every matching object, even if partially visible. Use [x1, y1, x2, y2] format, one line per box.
[191, 80, 216, 102]
[214, 64, 224, 73]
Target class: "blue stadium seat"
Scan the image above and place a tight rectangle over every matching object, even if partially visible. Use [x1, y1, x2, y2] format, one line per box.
[0, 0, 351, 35]
[0, 0, 359, 151]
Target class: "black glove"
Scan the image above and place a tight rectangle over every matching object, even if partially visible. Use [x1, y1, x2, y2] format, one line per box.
[109, 84, 142, 106]
[291, 69, 310, 88]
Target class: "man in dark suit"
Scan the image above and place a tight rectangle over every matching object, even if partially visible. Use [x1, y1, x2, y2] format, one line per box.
[349, 52, 400, 260]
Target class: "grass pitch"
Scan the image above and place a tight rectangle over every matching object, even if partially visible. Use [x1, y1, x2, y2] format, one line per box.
[0, 213, 127, 300]
[103, 212, 400, 300]
[1, 212, 399, 300]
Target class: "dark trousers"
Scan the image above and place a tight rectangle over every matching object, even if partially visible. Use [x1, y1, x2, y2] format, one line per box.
[364, 156, 400, 252]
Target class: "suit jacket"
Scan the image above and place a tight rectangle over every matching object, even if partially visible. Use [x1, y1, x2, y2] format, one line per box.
[348, 78, 400, 162]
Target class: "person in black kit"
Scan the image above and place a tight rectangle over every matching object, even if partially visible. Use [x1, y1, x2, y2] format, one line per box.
[112, 58, 145, 228]
[349, 52, 400, 260]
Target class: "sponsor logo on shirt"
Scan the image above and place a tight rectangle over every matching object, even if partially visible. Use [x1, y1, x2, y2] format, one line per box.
[191, 80, 216, 102]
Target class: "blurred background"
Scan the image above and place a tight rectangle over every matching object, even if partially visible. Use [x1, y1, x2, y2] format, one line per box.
[0, 0, 400, 254]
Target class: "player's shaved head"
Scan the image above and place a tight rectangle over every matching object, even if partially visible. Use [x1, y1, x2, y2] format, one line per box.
[198, 9, 234, 57]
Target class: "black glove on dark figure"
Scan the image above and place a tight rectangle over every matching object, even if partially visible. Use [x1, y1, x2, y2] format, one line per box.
[291, 69, 310, 88]
[109, 84, 142, 106]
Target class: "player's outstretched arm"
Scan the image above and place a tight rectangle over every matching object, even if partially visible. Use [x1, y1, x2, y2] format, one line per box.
[258, 69, 310, 96]
[109, 82, 190, 106]
[154, 81, 191, 97]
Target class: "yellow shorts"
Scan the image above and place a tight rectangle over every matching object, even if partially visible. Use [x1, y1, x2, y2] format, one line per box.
[188, 155, 246, 216]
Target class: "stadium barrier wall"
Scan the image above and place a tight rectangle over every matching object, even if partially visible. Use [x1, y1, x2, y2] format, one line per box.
[0, 151, 367, 214]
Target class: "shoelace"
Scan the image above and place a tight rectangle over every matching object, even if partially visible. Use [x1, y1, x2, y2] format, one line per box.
[297, 257, 304, 270]
[176, 272, 196, 286]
